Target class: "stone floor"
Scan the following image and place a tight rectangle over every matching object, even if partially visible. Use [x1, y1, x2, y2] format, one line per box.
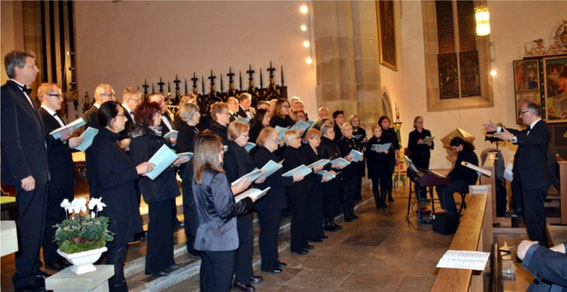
[1, 182, 540, 291]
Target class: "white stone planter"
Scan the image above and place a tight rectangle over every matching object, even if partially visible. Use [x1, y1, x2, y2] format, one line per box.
[57, 246, 107, 275]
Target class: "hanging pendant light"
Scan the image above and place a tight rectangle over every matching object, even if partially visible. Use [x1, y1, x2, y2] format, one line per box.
[475, 6, 490, 36]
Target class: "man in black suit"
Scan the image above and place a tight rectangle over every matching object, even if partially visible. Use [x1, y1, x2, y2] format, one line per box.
[226, 96, 239, 122]
[485, 102, 550, 246]
[1, 50, 48, 291]
[82, 83, 116, 129]
[37, 83, 84, 271]
[237, 93, 255, 119]
[120, 87, 142, 138]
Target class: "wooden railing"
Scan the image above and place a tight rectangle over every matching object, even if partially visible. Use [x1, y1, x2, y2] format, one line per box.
[558, 160, 567, 225]
[431, 185, 492, 292]
[479, 152, 511, 227]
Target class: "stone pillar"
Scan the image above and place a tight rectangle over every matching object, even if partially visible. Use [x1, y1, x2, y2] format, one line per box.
[313, 0, 383, 131]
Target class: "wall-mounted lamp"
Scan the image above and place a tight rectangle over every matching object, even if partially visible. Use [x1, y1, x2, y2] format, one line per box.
[303, 41, 310, 48]
[300, 24, 308, 31]
[475, 6, 490, 36]
[305, 57, 313, 64]
[490, 69, 497, 77]
[300, 5, 308, 14]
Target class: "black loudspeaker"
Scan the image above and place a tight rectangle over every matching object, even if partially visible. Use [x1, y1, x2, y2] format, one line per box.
[432, 213, 459, 235]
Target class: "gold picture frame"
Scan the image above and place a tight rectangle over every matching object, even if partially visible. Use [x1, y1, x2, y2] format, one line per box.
[376, 0, 397, 71]
[543, 55, 567, 123]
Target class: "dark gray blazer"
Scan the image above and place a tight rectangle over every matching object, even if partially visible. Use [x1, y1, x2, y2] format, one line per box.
[192, 168, 252, 251]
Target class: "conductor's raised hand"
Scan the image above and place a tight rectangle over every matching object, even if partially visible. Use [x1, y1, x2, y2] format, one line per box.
[493, 127, 514, 141]
[483, 120, 498, 132]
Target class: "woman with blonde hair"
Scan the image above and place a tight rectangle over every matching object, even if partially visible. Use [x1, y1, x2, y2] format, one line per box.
[191, 132, 254, 291]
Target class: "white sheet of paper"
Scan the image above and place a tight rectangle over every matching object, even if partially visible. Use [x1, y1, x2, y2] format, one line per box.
[436, 250, 490, 271]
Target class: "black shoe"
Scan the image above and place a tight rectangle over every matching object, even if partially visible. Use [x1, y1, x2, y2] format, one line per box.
[134, 231, 146, 241]
[351, 214, 359, 219]
[262, 268, 283, 273]
[250, 275, 263, 284]
[388, 197, 395, 202]
[304, 244, 315, 250]
[320, 235, 328, 239]
[277, 261, 287, 268]
[291, 249, 308, 255]
[233, 281, 256, 292]
[45, 262, 68, 271]
[36, 270, 52, 279]
[15, 278, 45, 292]
[309, 238, 322, 243]
[150, 271, 169, 278]
[167, 264, 181, 272]
[344, 216, 353, 222]
[324, 224, 336, 232]
[333, 223, 343, 231]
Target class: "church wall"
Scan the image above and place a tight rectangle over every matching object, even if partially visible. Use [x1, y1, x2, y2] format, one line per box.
[73, 1, 318, 117]
[399, 1, 566, 169]
[1, 0, 24, 85]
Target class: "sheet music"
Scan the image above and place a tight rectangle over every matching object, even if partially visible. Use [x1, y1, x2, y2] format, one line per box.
[164, 130, 178, 139]
[146, 144, 177, 180]
[231, 169, 262, 187]
[349, 149, 363, 162]
[236, 117, 250, 124]
[291, 121, 310, 131]
[308, 159, 330, 169]
[176, 152, 193, 162]
[436, 250, 490, 271]
[257, 160, 282, 181]
[282, 164, 312, 177]
[74, 127, 98, 151]
[275, 126, 288, 141]
[234, 187, 271, 203]
[461, 161, 492, 177]
[245, 142, 256, 152]
[50, 117, 85, 139]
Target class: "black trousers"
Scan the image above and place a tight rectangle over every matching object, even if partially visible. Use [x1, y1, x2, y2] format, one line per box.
[145, 199, 175, 274]
[200, 250, 235, 292]
[12, 183, 47, 289]
[171, 197, 179, 224]
[371, 175, 389, 207]
[340, 174, 357, 216]
[106, 242, 128, 292]
[234, 212, 254, 284]
[307, 189, 325, 241]
[385, 161, 395, 199]
[289, 192, 309, 252]
[521, 185, 549, 247]
[257, 209, 282, 271]
[42, 186, 74, 265]
[436, 180, 469, 215]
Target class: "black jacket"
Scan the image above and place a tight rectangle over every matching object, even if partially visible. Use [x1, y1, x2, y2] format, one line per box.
[449, 148, 479, 185]
[337, 136, 361, 177]
[192, 167, 253, 251]
[83, 105, 100, 129]
[119, 104, 136, 139]
[251, 146, 293, 211]
[301, 144, 325, 189]
[208, 121, 229, 145]
[129, 126, 180, 203]
[90, 128, 143, 245]
[223, 141, 255, 183]
[408, 128, 434, 169]
[365, 136, 390, 178]
[381, 128, 400, 164]
[249, 123, 264, 145]
[39, 107, 75, 192]
[270, 115, 294, 128]
[282, 146, 311, 195]
[176, 123, 199, 154]
[1, 80, 48, 186]
[508, 120, 550, 189]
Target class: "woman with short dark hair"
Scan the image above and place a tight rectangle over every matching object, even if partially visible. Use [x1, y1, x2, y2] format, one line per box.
[378, 116, 400, 202]
[129, 101, 187, 278]
[249, 109, 270, 143]
[90, 101, 154, 292]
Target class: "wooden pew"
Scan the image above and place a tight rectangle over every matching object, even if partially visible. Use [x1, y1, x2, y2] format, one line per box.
[479, 152, 511, 227]
[558, 160, 567, 225]
[431, 185, 492, 292]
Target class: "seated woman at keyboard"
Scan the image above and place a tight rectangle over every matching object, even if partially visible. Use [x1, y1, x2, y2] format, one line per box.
[436, 137, 479, 215]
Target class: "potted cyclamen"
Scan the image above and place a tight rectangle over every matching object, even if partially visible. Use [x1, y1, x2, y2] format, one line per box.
[55, 197, 114, 274]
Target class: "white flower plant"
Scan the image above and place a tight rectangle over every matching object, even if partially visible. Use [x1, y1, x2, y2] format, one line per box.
[55, 197, 114, 254]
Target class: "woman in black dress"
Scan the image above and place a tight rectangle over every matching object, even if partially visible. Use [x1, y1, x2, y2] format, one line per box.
[129, 101, 187, 278]
[251, 127, 299, 273]
[90, 101, 154, 292]
[318, 124, 346, 231]
[366, 125, 391, 208]
[301, 128, 329, 242]
[223, 121, 264, 291]
[349, 115, 366, 202]
[282, 130, 311, 255]
[378, 116, 400, 203]
[176, 102, 201, 154]
[269, 98, 294, 128]
[407, 116, 433, 170]
[337, 123, 361, 221]
[208, 101, 231, 145]
[191, 132, 254, 292]
[249, 109, 270, 143]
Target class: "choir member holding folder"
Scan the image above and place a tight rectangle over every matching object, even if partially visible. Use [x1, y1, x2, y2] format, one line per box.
[282, 130, 311, 255]
[129, 101, 188, 278]
[191, 132, 255, 292]
[337, 123, 362, 221]
[176, 102, 201, 154]
[349, 115, 366, 201]
[249, 109, 270, 143]
[378, 116, 400, 203]
[208, 102, 231, 145]
[318, 124, 346, 231]
[89, 101, 154, 292]
[366, 125, 391, 208]
[302, 128, 330, 242]
[223, 121, 265, 291]
[251, 127, 301, 273]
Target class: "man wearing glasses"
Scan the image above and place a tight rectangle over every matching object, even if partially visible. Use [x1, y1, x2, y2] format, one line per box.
[1, 50, 49, 290]
[83, 83, 116, 129]
[38, 83, 84, 271]
[484, 102, 550, 247]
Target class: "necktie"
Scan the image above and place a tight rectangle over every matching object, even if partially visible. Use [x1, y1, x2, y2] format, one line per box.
[17, 84, 32, 95]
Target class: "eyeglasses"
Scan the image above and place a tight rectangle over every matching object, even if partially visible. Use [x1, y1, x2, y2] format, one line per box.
[46, 93, 63, 98]
[269, 138, 279, 144]
[519, 110, 530, 115]
[100, 93, 115, 97]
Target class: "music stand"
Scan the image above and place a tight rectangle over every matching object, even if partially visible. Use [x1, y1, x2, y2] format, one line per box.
[404, 156, 434, 228]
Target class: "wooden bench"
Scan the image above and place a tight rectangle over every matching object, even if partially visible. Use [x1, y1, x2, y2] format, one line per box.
[431, 185, 493, 292]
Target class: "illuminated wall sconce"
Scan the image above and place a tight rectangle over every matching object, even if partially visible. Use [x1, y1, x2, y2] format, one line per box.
[300, 5, 308, 14]
[303, 41, 310, 48]
[475, 6, 490, 36]
[490, 69, 497, 77]
[301, 24, 308, 31]
[305, 57, 313, 64]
